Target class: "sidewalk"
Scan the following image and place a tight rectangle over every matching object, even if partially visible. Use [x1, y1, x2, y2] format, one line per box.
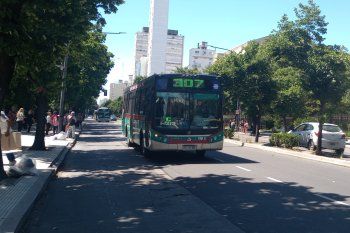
[226, 132, 350, 168]
[0, 132, 78, 233]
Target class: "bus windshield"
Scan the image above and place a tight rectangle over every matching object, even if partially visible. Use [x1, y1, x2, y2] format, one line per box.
[97, 108, 110, 118]
[155, 92, 220, 130]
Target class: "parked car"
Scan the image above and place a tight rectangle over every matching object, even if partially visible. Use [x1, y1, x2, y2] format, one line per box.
[289, 122, 346, 155]
[110, 114, 117, 121]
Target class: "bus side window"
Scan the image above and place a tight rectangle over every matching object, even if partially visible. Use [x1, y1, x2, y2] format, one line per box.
[139, 90, 145, 114]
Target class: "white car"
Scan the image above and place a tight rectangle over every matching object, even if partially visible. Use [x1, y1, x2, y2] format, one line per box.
[289, 122, 346, 155]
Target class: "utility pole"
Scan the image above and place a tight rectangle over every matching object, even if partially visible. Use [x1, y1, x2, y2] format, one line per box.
[58, 54, 68, 132]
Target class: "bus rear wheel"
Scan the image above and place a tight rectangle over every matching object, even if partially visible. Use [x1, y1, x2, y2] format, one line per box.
[196, 150, 206, 158]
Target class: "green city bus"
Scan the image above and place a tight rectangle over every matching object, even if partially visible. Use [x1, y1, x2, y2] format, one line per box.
[122, 74, 224, 156]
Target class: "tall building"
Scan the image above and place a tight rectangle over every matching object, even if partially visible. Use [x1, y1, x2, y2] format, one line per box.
[189, 42, 215, 71]
[109, 82, 128, 100]
[147, 0, 169, 76]
[165, 29, 184, 73]
[134, 27, 184, 77]
[134, 27, 149, 76]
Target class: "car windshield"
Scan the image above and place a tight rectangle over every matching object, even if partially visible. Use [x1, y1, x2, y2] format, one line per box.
[97, 109, 110, 117]
[323, 125, 341, 132]
[155, 92, 220, 130]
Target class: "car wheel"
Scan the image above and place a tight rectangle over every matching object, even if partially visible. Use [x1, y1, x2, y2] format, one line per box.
[308, 140, 316, 151]
[335, 149, 344, 157]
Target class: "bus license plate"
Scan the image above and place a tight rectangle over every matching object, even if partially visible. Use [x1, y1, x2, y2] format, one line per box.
[183, 145, 196, 150]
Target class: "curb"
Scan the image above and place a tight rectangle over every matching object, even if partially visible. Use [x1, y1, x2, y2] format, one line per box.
[225, 139, 350, 168]
[0, 134, 79, 233]
[0, 170, 53, 233]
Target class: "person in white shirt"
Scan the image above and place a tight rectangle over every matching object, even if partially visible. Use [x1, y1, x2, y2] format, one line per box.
[1, 111, 15, 164]
[0, 111, 11, 137]
[16, 108, 25, 132]
[45, 112, 52, 135]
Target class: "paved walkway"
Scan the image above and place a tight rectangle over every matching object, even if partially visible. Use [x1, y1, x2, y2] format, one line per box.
[0, 132, 77, 233]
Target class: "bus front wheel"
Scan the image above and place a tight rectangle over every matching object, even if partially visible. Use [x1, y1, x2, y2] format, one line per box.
[140, 135, 151, 158]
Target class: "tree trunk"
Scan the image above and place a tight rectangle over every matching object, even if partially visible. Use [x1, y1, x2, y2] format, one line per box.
[282, 116, 288, 132]
[30, 92, 48, 150]
[316, 104, 324, 155]
[255, 115, 261, 143]
[0, 53, 16, 181]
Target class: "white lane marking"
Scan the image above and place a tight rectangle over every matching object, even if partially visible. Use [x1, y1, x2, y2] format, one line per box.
[235, 166, 251, 172]
[315, 194, 350, 206]
[267, 177, 283, 183]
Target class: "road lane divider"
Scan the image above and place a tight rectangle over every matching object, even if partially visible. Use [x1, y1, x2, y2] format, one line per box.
[267, 177, 283, 183]
[235, 166, 251, 172]
[315, 194, 350, 206]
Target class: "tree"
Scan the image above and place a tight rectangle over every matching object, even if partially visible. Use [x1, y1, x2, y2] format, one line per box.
[261, 17, 310, 131]
[133, 75, 146, 84]
[107, 97, 123, 115]
[207, 43, 276, 142]
[206, 52, 245, 113]
[291, 0, 349, 155]
[0, 0, 124, 180]
[64, 29, 114, 113]
[242, 43, 277, 142]
[302, 45, 349, 154]
[270, 67, 306, 131]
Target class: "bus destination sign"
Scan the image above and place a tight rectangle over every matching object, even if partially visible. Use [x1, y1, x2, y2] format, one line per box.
[172, 78, 205, 88]
[156, 77, 219, 91]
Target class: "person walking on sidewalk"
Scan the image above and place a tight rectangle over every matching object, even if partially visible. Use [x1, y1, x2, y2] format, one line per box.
[1, 111, 14, 164]
[51, 111, 59, 135]
[26, 109, 35, 133]
[45, 112, 52, 135]
[16, 108, 25, 132]
[67, 111, 76, 139]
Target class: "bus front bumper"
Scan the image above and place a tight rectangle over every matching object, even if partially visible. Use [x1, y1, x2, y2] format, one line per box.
[149, 140, 223, 151]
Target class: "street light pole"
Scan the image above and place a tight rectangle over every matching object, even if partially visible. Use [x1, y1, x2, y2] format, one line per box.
[58, 54, 68, 132]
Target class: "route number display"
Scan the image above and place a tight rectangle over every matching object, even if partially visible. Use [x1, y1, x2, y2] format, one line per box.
[173, 78, 205, 88]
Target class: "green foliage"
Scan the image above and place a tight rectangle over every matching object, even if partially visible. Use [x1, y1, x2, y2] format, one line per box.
[133, 75, 146, 84]
[270, 133, 300, 148]
[107, 97, 123, 115]
[224, 128, 234, 139]
[64, 29, 114, 112]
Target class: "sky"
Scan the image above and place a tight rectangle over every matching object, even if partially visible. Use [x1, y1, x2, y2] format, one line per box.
[99, 0, 350, 100]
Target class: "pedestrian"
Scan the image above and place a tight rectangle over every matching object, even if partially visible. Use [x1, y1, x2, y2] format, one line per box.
[67, 111, 76, 139]
[63, 113, 68, 132]
[76, 113, 83, 130]
[45, 112, 52, 135]
[51, 111, 59, 134]
[1, 111, 13, 161]
[16, 108, 25, 132]
[230, 119, 235, 130]
[26, 109, 35, 133]
[243, 120, 249, 134]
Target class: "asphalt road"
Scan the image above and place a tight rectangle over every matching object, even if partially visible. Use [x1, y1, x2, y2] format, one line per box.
[22, 121, 350, 233]
[21, 120, 242, 233]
